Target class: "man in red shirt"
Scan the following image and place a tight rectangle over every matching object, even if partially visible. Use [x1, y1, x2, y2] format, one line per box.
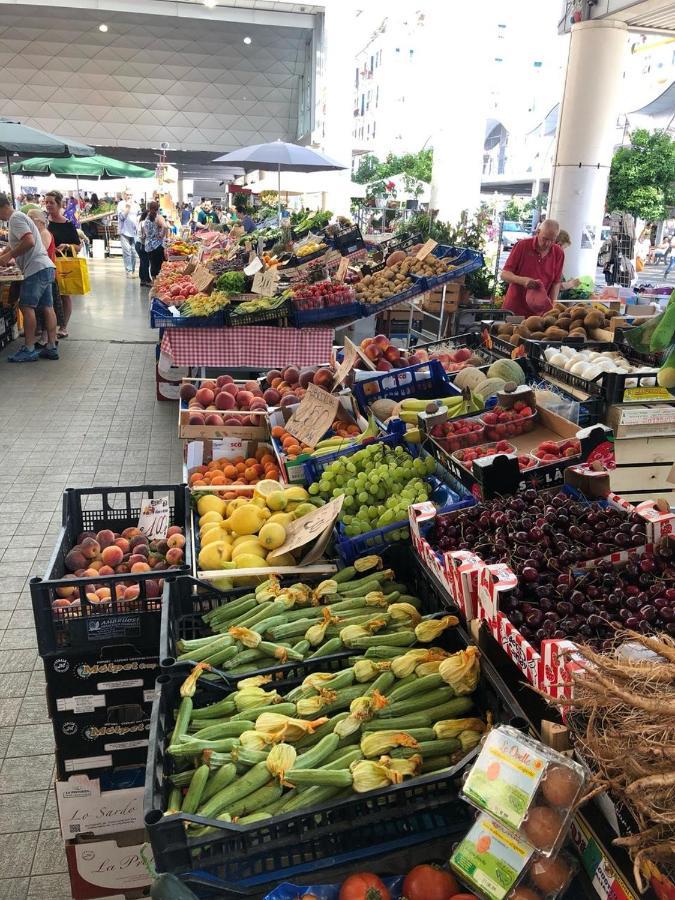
[500, 219, 564, 316]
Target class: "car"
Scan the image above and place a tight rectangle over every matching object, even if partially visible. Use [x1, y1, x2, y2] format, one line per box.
[502, 220, 531, 250]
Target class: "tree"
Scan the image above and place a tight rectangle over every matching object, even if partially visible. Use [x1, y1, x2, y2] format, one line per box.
[353, 149, 433, 185]
[606, 129, 675, 221]
[353, 154, 380, 184]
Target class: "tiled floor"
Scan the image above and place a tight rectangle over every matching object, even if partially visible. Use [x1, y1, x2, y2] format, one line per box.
[0, 258, 182, 899]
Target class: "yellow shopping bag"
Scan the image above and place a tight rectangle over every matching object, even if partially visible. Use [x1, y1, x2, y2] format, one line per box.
[55, 253, 91, 296]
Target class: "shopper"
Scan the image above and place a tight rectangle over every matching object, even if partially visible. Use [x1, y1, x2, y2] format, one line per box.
[64, 195, 79, 226]
[0, 193, 58, 362]
[27, 208, 65, 345]
[665, 235, 675, 278]
[555, 231, 581, 291]
[500, 218, 564, 316]
[45, 189, 81, 339]
[117, 191, 140, 277]
[180, 203, 192, 227]
[142, 200, 167, 282]
[197, 200, 219, 226]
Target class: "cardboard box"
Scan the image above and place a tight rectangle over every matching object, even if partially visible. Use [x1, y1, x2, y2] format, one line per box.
[606, 404, 675, 439]
[55, 774, 144, 841]
[66, 830, 152, 899]
[421, 282, 467, 315]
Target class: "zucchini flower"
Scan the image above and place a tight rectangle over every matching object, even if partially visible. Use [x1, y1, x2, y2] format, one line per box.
[233, 686, 280, 711]
[438, 647, 481, 695]
[415, 661, 444, 677]
[350, 759, 394, 792]
[311, 579, 338, 604]
[354, 555, 383, 573]
[239, 730, 269, 751]
[387, 603, 422, 628]
[458, 730, 483, 753]
[255, 712, 329, 743]
[333, 691, 387, 737]
[391, 649, 447, 679]
[381, 754, 422, 782]
[305, 608, 339, 646]
[360, 731, 420, 758]
[363, 591, 389, 608]
[180, 662, 212, 698]
[433, 718, 486, 741]
[228, 626, 261, 649]
[236, 675, 272, 691]
[255, 576, 281, 602]
[339, 624, 370, 647]
[302, 672, 341, 691]
[353, 659, 391, 683]
[266, 742, 297, 785]
[414, 615, 459, 643]
[296, 689, 337, 717]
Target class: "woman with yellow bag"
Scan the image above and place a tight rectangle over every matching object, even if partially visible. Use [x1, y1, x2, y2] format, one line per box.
[45, 190, 83, 338]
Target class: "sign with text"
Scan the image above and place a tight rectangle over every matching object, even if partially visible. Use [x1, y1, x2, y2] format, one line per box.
[335, 256, 349, 283]
[332, 338, 358, 387]
[252, 267, 281, 296]
[268, 493, 344, 564]
[137, 496, 170, 541]
[285, 382, 340, 448]
[416, 238, 438, 261]
[244, 256, 263, 276]
[192, 263, 215, 293]
[212, 437, 245, 459]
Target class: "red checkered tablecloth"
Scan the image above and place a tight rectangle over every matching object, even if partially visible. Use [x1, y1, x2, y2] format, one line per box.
[160, 326, 334, 368]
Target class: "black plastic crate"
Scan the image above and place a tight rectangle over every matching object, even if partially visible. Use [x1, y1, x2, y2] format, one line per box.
[31, 484, 191, 657]
[229, 300, 290, 327]
[144, 616, 527, 891]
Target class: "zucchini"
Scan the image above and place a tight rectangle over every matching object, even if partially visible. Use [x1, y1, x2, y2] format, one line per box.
[227, 780, 283, 818]
[197, 760, 270, 819]
[200, 762, 237, 802]
[181, 764, 210, 814]
[386, 673, 446, 703]
[170, 697, 192, 746]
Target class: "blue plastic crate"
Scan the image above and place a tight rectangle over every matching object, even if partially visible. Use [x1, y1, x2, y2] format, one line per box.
[289, 301, 365, 327]
[149, 298, 229, 328]
[302, 420, 402, 484]
[417, 244, 485, 291]
[363, 282, 423, 316]
[352, 359, 459, 416]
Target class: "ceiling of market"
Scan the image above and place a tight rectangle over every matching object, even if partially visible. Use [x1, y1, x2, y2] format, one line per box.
[0, 1, 322, 180]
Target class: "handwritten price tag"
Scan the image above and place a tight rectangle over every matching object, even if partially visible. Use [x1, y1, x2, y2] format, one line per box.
[416, 239, 438, 261]
[332, 338, 358, 387]
[252, 267, 281, 296]
[192, 263, 215, 293]
[335, 256, 349, 283]
[268, 493, 344, 564]
[212, 437, 245, 460]
[285, 383, 340, 448]
[244, 256, 263, 276]
[137, 497, 170, 541]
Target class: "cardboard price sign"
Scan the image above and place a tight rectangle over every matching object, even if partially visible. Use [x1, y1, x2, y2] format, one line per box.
[252, 267, 281, 296]
[268, 493, 344, 565]
[137, 496, 170, 540]
[192, 263, 215, 293]
[244, 256, 263, 276]
[416, 239, 438, 261]
[332, 337, 359, 387]
[335, 256, 350, 283]
[285, 382, 340, 448]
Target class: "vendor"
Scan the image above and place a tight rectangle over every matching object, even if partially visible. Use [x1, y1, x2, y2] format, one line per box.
[500, 218, 564, 316]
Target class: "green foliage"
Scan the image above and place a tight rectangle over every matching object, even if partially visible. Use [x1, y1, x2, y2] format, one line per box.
[503, 197, 526, 222]
[607, 129, 675, 220]
[502, 195, 547, 226]
[353, 149, 433, 186]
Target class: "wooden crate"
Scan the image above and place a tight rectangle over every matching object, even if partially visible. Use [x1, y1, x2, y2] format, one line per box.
[610, 433, 675, 505]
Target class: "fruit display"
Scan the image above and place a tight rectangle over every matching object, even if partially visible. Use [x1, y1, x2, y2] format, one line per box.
[154, 272, 199, 305]
[355, 263, 415, 306]
[414, 343, 494, 375]
[214, 271, 246, 294]
[264, 364, 335, 400]
[295, 238, 327, 258]
[452, 440, 515, 469]
[53, 524, 187, 610]
[230, 294, 288, 319]
[167, 239, 197, 257]
[541, 345, 657, 383]
[531, 438, 581, 463]
[291, 280, 356, 311]
[397, 393, 484, 429]
[271, 418, 363, 463]
[427, 418, 486, 453]
[188, 447, 280, 487]
[207, 250, 248, 276]
[182, 376, 268, 413]
[493, 303, 616, 346]
[480, 398, 536, 441]
[180, 290, 230, 318]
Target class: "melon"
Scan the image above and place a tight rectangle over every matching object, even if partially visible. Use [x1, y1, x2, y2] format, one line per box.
[453, 366, 487, 392]
[487, 359, 525, 386]
[386, 250, 406, 268]
[475, 377, 507, 400]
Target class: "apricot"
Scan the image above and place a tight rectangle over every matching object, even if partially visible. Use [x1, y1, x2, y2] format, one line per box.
[101, 545, 124, 567]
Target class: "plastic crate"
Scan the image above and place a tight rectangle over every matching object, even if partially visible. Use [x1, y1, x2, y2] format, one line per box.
[326, 224, 365, 254]
[352, 359, 459, 416]
[229, 300, 290, 327]
[31, 484, 191, 657]
[289, 301, 364, 327]
[417, 245, 484, 291]
[360, 283, 423, 317]
[144, 617, 526, 892]
[302, 420, 402, 484]
[150, 298, 229, 329]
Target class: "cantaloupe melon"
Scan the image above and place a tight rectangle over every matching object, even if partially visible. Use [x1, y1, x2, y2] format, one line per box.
[487, 359, 525, 386]
[453, 366, 487, 392]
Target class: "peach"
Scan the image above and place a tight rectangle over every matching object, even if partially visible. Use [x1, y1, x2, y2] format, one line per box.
[147, 553, 164, 568]
[52, 599, 73, 609]
[130, 561, 151, 574]
[283, 366, 300, 385]
[82, 567, 100, 578]
[250, 398, 267, 412]
[299, 367, 316, 388]
[155, 538, 169, 555]
[132, 543, 150, 558]
[77, 530, 97, 544]
[56, 582, 78, 599]
[266, 369, 282, 384]
[263, 388, 280, 406]
[243, 380, 259, 393]
[251, 388, 264, 398]
[123, 584, 140, 601]
[96, 529, 116, 548]
[224, 417, 242, 426]
[98, 565, 115, 577]
[166, 526, 182, 538]
[167, 533, 186, 549]
[373, 334, 390, 348]
[80, 537, 101, 559]
[114, 537, 130, 553]
[86, 591, 103, 604]
[270, 377, 283, 389]
[236, 390, 254, 409]
[216, 374, 234, 387]
[74, 568, 86, 577]
[179, 383, 197, 402]
[115, 562, 130, 574]
[280, 394, 299, 408]
[215, 391, 236, 411]
[205, 413, 224, 426]
[200, 379, 217, 392]
[88, 559, 103, 571]
[166, 547, 184, 565]
[222, 382, 239, 397]
[95, 587, 112, 601]
[313, 368, 334, 389]
[65, 548, 87, 572]
[101, 544, 124, 567]
[122, 527, 142, 539]
[114, 584, 127, 600]
[145, 579, 161, 598]
[153, 559, 169, 571]
[189, 413, 205, 425]
[128, 553, 148, 566]
[130, 534, 149, 549]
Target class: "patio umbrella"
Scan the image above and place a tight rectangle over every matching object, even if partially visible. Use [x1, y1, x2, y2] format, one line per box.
[213, 140, 346, 224]
[0, 117, 94, 206]
[10, 154, 155, 181]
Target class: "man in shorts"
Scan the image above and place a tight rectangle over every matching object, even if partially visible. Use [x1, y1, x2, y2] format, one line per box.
[0, 193, 58, 362]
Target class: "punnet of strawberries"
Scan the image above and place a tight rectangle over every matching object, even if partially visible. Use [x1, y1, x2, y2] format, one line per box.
[481, 398, 536, 441]
[292, 280, 356, 310]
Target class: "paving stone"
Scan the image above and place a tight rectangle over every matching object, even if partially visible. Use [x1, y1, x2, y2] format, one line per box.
[25, 670, 46, 696]
[0, 628, 38, 650]
[7, 608, 35, 630]
[0, 754, 54, 793]
[0, 830, 38, 877]
[16, 695, 50, 726]
[6, 724, 55, 758]
[30, 829, 67, 875]
[27, 873, 72, 899]
[0, 671, 30, 698]
[0, 649, 37, 672]
[0, 790, 47, 833]
[0, 697, 21, 727]
[0, 877, 29, 900]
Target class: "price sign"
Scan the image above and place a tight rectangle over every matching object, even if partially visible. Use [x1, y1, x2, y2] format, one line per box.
[268, 493, 344, 564]
[244, 256, 263, 276]
[212, 437, 244, 460]
[622, 386, 671, 402]
[244, 240, 252, 253]
[137, 496, 170, 541]
[252, 267, 281, 296]
[168, 305, 181, 318]
[416, 239, 438, 261]
[182, 259, 196, 275]
[335, 256, 349, 283]
[192, 263, 215, 293]
[285, 382, 340, 448]
[332, 338, 358, 387]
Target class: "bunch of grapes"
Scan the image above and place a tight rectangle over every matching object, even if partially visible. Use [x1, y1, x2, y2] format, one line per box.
[308, 444, 435, 537]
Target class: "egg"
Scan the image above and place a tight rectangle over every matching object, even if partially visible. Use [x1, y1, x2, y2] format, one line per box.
[541, 765, 581, 808]
[530, 855, 572, 894]
[509, 888, 541, 900]
[522, 806, 563, 852]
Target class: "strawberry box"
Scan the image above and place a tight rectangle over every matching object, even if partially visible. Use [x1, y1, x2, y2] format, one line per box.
[427, 416, 486, 452]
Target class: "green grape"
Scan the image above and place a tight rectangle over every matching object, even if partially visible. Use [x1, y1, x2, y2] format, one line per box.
[343, 495, 354, 509]
[332, 487, 344, 498]
[357, 491, 369, 505]
[308, 483, 319, 495]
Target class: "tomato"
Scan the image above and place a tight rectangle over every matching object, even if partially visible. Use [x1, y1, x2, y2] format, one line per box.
[451, 895, 479, 899]
[339, 872, 390, 900]
[402, 864, 459, 900]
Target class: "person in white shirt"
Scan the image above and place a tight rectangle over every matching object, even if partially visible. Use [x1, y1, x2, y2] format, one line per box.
[117, 192, 140, 277]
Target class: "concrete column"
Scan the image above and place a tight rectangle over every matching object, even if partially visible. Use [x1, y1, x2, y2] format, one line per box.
[549, 20, 627, 276]
[320, 0, 357, 217]
[428, 2, 494, 224]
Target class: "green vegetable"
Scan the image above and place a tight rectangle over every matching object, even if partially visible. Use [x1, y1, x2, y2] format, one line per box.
[215, 271, 246, 294]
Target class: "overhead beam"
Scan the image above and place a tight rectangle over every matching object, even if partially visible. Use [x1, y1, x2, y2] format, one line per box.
[0, 0, 317, 30]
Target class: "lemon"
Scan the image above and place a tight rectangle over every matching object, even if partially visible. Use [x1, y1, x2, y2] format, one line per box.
[197, 495, 227, 517]
[199, 510, 224, 527]
[201, 527, 231, 547]
[251, 496, 267, 509]
[227, 497, 249, 517]
[266, 551, 296, 566]
[232, 539, 264, 560]
[226, 504, 264, 535]
[284, 486, 309, 503]
[265, 490, 287, 511]
[293, 503, 316, 519]
[254, 479, 284, 500]
[208, 576, 234, 591]
[258, 522, 286, 550]
[198, 540, 231, 571]
[268, 512, 294, 528]
[233, 552, 269, 569]
[232, 534, 260, 549]
[258, 507, 272, 521]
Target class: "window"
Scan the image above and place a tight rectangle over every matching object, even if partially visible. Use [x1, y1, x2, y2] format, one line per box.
[375, 85, 379, 107]
[355, 67, 359, 87]
[533, 61, 542, 68]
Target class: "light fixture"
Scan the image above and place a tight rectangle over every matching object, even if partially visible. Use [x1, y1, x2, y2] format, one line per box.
[99, 23, 108, 32]
[243, 36, 252, 45]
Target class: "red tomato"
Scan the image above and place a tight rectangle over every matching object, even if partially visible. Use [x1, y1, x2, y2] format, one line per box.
[402, 864, 459, 900]
[339, 872, 390, 900]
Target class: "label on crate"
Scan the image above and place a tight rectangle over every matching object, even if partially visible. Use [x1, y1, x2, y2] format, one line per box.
[285, 382, 340, 448]
[65, 755, 112, 772]
[332, 338, 359, 388]
[56, 695, 103, 714]
[463, 729, 548, 829]
[450, 814, 533, 900]
[568, 818, 638, 900]
[252, 266, 280, 296]
[244, 255, 263, 276]
[415, 238, 438, 261]
[137, 496, 170, 541]
[85, 614, 143, 642]
[103, 739, 149, 753]
[95, 678, 144, 692]
[622, 386, 672, 402]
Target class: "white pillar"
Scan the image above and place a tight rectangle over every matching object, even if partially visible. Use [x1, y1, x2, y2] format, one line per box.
[320, 0, 357, 217]
[428, 2, 493, 224]
[549, 20, 627, 276]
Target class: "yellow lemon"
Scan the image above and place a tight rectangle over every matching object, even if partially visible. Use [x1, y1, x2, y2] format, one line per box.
[234, 552, 269, 569]
[268, 512, 294, 528]
[201, 528, 227, 547]
[232, 534, 261, 549]
[284, 486, 309, 503]
[232, 540, 264, 560]
[266, 551, 296, 566]
[258, 507, 272, 521]
[208, 576, 234, 591]
[197, 495, 227, 517]
[251, 496, 267, 508]
[293, 503, 316, 519]
[265, 490, 287, 512]
[258, 522, 286, 550]
[226, 504, 264, 536]
[198, 540, 231, 571]
[254, 479, 284, 500]
[227, 497, 250, 517]
[199, 510, 224, 527]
